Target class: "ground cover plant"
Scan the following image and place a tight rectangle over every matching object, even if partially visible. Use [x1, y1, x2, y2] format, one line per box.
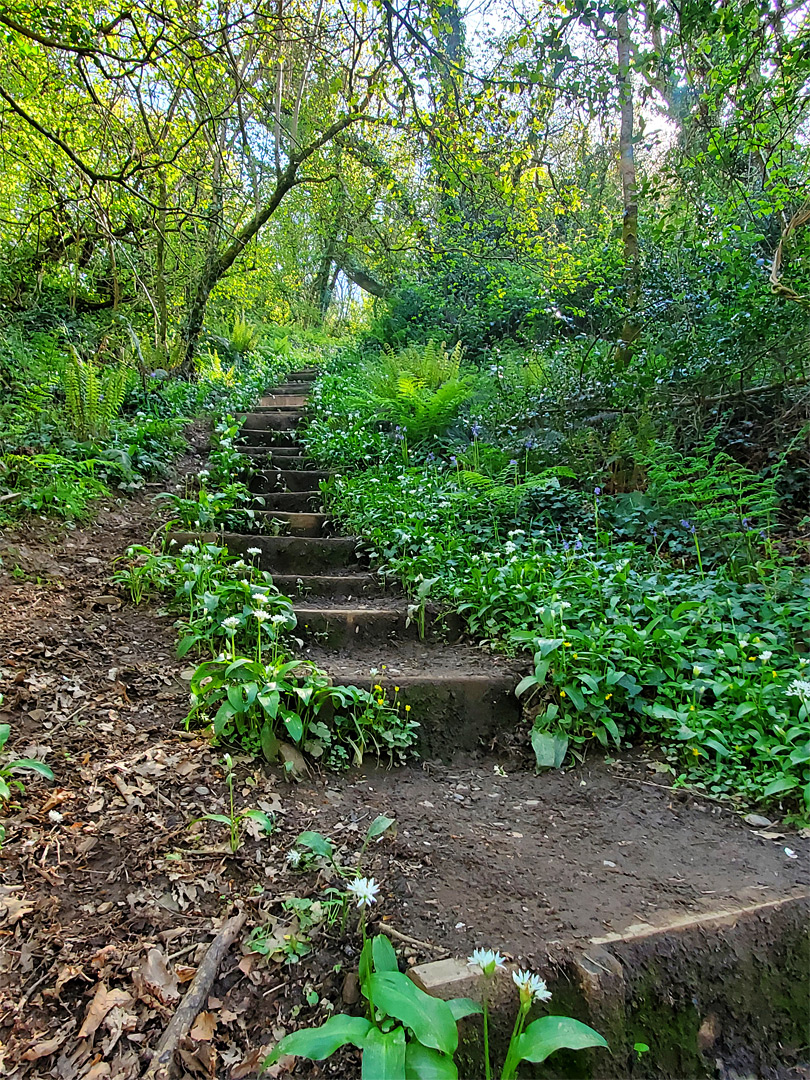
[0, 320, 310, 526]
[112, 539, 419, 770]
[305, 347, 810, 821]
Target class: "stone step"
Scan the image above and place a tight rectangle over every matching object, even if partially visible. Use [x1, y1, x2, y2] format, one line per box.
[237, 439, 300, 454]
[240, 429, 304, 447]
[220, 532, 361, 572]
[258, 395, 308, 409]
[269, 383, 314, 395]
[309, 648, 522, 758]
[271, 573, 390, 599]
[256, 510, 329, 537]
[292, 604, 462, 649]
[251, 448, 306, 462]
[241, 411, 303, 432]
[260, 491, 322, 512]
[287, 369, 318, 381]
[277, 469, 334, 492]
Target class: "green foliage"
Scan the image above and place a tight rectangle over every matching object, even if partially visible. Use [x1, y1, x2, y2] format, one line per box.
[62, 349, 134, 440]
[113, 541, 419, 770]
[0, 717, 54, 847]
[189, 753, 275, 853]
[368, 341, 475, 444]
[307, 354, 810, 821]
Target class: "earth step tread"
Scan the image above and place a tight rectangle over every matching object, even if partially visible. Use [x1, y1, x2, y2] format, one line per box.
[259, 492, 322, 511]
[272, 573, 387, 598]
[255, 511, 328, 537]
[302, 641, 523, 680]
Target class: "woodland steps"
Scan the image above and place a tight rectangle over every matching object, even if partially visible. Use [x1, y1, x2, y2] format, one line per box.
[190, 368, 524, 752]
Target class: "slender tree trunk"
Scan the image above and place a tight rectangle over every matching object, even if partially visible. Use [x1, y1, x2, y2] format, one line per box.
[616, 7, 640, 366]
[155, 174, 169, 357]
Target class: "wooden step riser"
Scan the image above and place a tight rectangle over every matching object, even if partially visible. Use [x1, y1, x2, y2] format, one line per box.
[250, 469, 334, 492]
[318, 675, 520, 757]
[240, 416, 302, 435]
[258, 396, 309, 409]
[259, 492, 322, 512]
[220, 532, 361, 572]
[255, 511, 329, 537]
[293, 609, 463, 648]
[271, 574, 390, 599]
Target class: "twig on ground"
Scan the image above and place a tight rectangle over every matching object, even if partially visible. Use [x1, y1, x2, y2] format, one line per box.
[141, 910, 246, 1080]
[375, 923, 451, 957]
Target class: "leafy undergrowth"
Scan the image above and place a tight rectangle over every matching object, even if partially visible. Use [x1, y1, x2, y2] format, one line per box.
[0, 324, 329, 527]
[305, 346, 810, 822]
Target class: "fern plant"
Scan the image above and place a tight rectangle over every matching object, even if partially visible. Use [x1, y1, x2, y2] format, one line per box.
[63, 349, 133, 441]
[369, 341, 474, 442]
[645, 430, 780, 546]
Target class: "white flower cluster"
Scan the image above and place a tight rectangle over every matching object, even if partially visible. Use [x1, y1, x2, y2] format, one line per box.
[346, 877, 380, 908]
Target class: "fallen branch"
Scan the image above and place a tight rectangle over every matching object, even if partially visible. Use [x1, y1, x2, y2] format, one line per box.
[374, 923, 451, 957]
[142, 911, 246, 1080]
[0, 492, 21, 504]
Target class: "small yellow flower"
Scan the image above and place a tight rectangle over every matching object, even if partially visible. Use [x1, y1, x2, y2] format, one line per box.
[691, 747, 700, 757]
[689, 704, 695, 711]
[573, 653, 578, 659]
[772, 671, 777, 678]
[605, 693, 612, 700]
[377, 697, 384, 705]
[560, 690, 566, 698]
[563, 641, 571, 647]
[405, 704, 411, 712]
[748, 655, 756, 661]
[394, 686, 400, 692]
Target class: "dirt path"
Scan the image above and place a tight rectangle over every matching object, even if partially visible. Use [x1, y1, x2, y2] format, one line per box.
[0, 380, 807, 1078]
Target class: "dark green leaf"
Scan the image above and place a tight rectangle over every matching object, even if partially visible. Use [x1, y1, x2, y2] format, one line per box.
[515, 1015, 608, 1063]
[366, 973, 458, 1056]
[361, 1025, 406, 1080]
[405, 1040, 459, 1080]
[264, 1015, 372, 1065]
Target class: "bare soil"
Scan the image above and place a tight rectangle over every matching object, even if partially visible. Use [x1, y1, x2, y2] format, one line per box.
[0, 474, 808, 1078]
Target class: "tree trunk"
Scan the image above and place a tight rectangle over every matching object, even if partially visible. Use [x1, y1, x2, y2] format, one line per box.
[154, 173, 169, 357]
[616, 7, 640, 366]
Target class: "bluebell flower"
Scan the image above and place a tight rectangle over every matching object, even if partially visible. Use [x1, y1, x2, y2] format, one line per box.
[594, 486, 601, 496]
[563, 541, 570, 551]
[575, 539, 582, 551]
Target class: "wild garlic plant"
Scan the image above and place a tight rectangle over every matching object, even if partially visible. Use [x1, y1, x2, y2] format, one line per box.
[189, 753, 275, 853]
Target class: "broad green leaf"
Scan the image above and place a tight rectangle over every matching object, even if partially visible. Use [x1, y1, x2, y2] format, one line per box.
[361, 1025, 406, 1080]
[531, 731, 569, 770]
[372, 933, 399, 973]
[561, 684, 585, 711]
[192, 813, 233, 826]
[405, 1040, 459, 1080]
[0, 724, 9, 751]
[213, 701, 235, 736]
[176, 634, 199, 658]
[242, 809, 275, 834]
[227, 684, 246, 711]
[762, 775, 798, 796]
[6, 760, 54, 779]
[367, 813, 396, 842]
[264, 1015, 372, 1065]
[447, 997, 483, 1021]
[296, 830, 334, 860]
[283, 712, 304, 743]
[359, 937, 373, 992]
[366, 973, 458, 1056]
[516, 674, 541, 699]
[515, 1015, 608, 1064]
